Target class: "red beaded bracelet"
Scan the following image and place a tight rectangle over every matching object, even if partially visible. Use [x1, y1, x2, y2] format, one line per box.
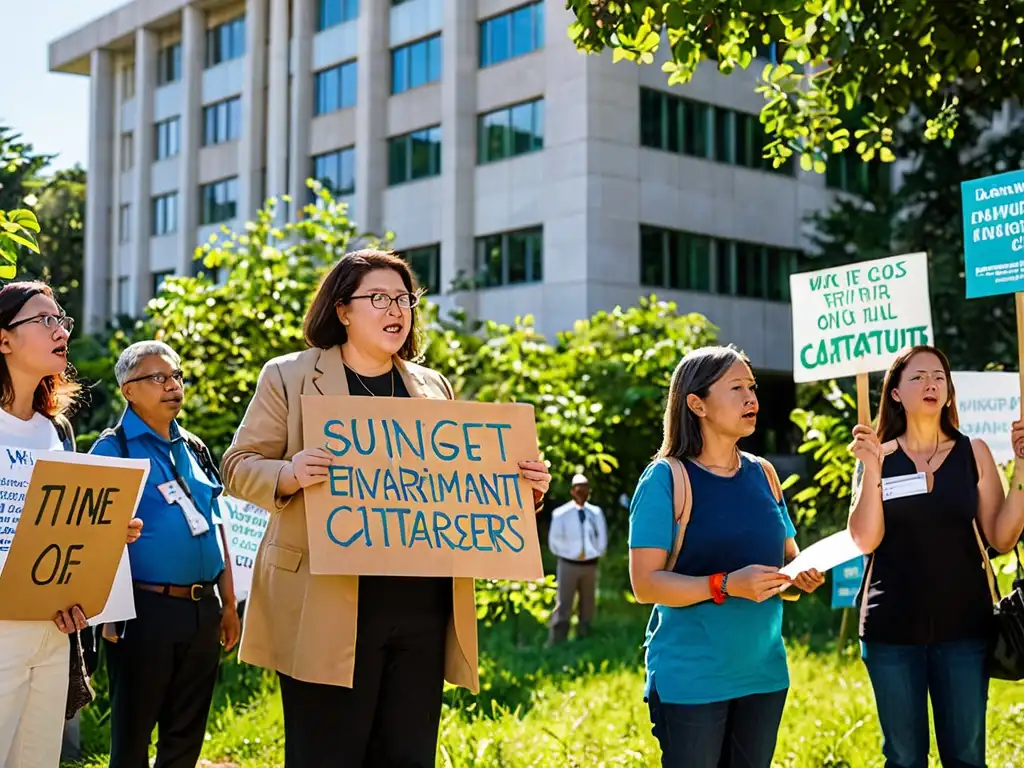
[709, 572, 727, 604]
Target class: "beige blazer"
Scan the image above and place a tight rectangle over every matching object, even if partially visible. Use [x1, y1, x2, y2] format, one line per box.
[221, 346, 480, 690]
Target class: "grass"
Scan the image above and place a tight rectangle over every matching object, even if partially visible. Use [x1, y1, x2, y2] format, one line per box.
[72, 554, 1024, 767]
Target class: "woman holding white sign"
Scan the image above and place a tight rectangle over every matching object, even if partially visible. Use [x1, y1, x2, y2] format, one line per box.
[0, 281, 142, 768]
[628, 346, 825, 768]
[222, 250, 551, 768]
[848, 344, 1024, 768]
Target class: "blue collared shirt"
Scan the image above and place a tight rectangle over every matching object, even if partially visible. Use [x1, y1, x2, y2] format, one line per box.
[90, 408, 225, 585]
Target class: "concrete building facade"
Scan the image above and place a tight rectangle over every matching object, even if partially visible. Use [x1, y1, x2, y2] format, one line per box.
[49, 0, 888, 411]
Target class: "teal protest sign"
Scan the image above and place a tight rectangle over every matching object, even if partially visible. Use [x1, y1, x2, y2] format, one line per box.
[961, 169, 1024, 298]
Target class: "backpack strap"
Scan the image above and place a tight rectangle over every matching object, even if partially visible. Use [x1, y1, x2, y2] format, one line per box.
[96, 423, 129, 458]
[180, 427, 222, 486]
[664, 457, 692, 572]
[746, 453, 783, 503]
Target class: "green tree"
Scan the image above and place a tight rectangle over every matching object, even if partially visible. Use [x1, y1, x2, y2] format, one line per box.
[565, 1, 1019, 166]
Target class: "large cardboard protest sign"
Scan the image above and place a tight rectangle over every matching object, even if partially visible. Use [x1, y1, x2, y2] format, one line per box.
[791, 253, 933, 384]
[0, 449, 148, 620]
[961, 169, 1024, 299]
[953, 371, 1020, 465]
[301, 396, 544, 580]
[219, 496, 270, 601]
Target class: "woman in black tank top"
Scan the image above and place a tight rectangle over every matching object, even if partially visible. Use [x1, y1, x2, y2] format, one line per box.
[847, 345, 1024, 768]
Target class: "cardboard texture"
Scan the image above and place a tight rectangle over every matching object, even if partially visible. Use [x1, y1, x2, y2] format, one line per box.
[301, 395, 544, 580]
[0, 457, 147, 620]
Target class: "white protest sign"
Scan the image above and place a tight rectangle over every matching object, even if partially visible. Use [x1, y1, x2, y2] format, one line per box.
[790, 253, 934, 383]
[0, 447, 144, 622]
[953, 371, 1020, 465]
[218, 496, 270, 602]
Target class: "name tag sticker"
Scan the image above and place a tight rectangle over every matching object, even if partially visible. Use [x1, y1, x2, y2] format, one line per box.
[882, 472, 929, 501]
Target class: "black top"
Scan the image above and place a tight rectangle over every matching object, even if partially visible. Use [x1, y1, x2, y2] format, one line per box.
[859, 433, 993, 644]
[345, 366, 453, 618]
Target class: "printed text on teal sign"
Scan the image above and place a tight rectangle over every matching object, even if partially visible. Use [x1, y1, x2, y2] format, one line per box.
[961, 169, 1024, 298]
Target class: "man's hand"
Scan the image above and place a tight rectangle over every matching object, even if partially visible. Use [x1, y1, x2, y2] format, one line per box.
[220, 605, 241, 651]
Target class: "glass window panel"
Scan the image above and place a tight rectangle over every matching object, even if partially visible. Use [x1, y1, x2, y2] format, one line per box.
[511, 103, 534, 156]
[511, 6, 534, 57]
[686, 234, 712, 291]
[528, 230, 543, 282]
[716, 241, 735, 294]
[428, 36, 441, 81]
[666, 98, 681, 154]
[388, 137, 408, 185]
[229, 98, 241, 139]
[479, 21, 493, 67]
[340, 149, 355, 195]
[340, 62, 357, 107]
[640, 89, 663, 149]
[531, 100, 544, 151]
[506, 232, 527, 284]
[409, 40, 428, 89]
[429, 126, 442, 173]
[321, 67, 340, 114]
[684, 101, 709, 157]
[639, 227, 666, 287]
[391, 48, 408, 94]
[490, 15, 510, 65]
[479, 109, 510, 163]
[714, 109, 732, 163]
[410, 132, 433, 179]
[534, 2, 544, 49]
[666, 231, 683, 289]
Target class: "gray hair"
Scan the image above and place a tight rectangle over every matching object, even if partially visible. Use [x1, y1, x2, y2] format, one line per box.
[115, 340, 181, 386]
[657, 345, 750, 460]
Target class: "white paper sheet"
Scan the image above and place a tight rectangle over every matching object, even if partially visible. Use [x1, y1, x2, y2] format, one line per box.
[780, 530, 863, 579]
[88, 548, 136, 625]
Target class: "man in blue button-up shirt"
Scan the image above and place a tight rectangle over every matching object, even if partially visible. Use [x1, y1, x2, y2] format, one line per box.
[90, 340, 239, 768]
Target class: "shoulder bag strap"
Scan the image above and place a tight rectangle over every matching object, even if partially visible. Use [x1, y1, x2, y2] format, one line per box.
[664, 457, 692, 572]
[749, 454, 783, 502]
[972, 520, 1001, 605]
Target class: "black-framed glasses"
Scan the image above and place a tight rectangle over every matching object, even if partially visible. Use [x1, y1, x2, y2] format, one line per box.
[5, 314, 75, 333]
[125, 369, 185, 386]
[347, 292, 421, 310]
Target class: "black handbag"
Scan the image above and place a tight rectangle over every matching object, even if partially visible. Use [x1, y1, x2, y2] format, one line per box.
[988, 543, 1024, 681]
[975, 524, 1024, 681]
[65, 631, 96, 720]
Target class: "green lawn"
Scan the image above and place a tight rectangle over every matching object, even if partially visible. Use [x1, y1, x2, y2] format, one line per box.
[75, 594, 1024, 768]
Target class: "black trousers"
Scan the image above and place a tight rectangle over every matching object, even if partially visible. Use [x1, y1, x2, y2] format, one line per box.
[106, 589, 223, 768]
[279, 609, 448, 768]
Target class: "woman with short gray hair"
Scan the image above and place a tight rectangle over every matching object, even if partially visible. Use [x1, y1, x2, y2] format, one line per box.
[627, 345, 824, 767]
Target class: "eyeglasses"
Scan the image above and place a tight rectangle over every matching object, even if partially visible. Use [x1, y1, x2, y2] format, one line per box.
[125, 369, 185, 386]
[347, 292, 421, 311]
[5, 314, 75, 333]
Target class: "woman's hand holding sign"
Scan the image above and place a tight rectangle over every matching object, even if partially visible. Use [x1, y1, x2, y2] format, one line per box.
[518, 460, 550, 510]
[278, 447, 334, 497]
[848, 424, 883, 474]
[1012, 419, 1024, 460]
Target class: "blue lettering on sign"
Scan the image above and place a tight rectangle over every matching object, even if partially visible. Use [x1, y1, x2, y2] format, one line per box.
[323, 507, 526, 553]
[323, 418, 516, 463]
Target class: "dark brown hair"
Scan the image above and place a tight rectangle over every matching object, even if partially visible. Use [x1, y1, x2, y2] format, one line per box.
[303, 249, 421, 359]
[657, 345, 751, 460]
[0, 281, 81, 418]
[876, 344, 960, 443]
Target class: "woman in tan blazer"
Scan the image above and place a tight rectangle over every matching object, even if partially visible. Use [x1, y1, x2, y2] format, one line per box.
[222, 249, 550, 768]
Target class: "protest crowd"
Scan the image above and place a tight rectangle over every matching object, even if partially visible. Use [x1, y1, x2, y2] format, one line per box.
[1, 239, 1023, 768]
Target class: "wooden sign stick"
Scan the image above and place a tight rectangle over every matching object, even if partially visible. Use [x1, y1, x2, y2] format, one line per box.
[856, 372, 871, 426]
[1017, 293, 1024, 420]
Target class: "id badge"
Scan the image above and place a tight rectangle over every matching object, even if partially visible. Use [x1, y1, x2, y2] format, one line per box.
[881, 472, 929, 501]
[157, 480, 211, 536]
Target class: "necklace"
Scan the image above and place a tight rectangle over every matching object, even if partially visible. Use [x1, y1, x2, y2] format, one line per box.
[690, 447, 741, 475]
[899, 435, 941, 468]
[346, 365, 395, 397]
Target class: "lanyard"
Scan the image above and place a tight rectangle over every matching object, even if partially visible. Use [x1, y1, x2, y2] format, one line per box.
[166, 440, 198, 505]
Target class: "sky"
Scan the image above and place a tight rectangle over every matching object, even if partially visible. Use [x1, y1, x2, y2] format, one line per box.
[2, 0, 125, 173]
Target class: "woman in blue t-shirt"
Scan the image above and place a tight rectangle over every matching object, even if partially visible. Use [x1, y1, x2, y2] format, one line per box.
[629, 346, 824, 768]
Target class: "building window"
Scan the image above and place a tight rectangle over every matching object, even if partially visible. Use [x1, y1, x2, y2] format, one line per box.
[117, 276, 131, 315]
[120, 63, 135, 100]
[157, 42, 182, 85]
[826, 153, 892, 197]
[152, 270, 175, 295]
[200, 177, 238, 224]
[203, 97, 242, 145]
[317, 0, 358, 31]
[313, 147, 356, 198]
[391, 34, 441, 95]
[151, 193, 178, 236]
[314, 60, 357, 115]
[120, 133, 134, 171]
[404, 244, 441, 295]
[388, 126, 441, 186]
[639, 87, 794, 175]
[640, 224, 800, 301]
[478, 99, 544, 164]
[479, 2, 544, 68]
[205, 15, 246, 68]
[475, 227, 543, 288]
[118, 204, 131, 244]
[154, 118, 180, 161]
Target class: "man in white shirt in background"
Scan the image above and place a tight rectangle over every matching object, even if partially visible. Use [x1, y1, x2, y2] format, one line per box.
[547, 473, 608, 646]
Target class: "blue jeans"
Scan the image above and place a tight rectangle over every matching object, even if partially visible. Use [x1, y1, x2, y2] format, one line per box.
[863, 639, 989, 768]
[647, 686, 788, 768]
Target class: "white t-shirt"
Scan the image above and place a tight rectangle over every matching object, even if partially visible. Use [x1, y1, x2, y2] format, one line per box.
[0, 409, 64, 451]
